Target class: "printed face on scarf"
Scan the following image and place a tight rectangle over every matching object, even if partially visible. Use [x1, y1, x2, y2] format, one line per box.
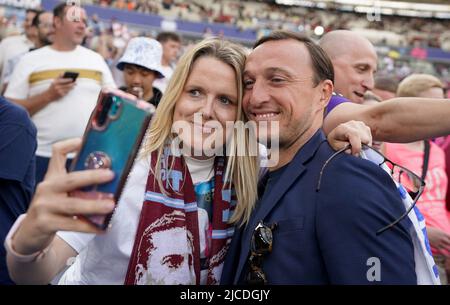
[172, 56, 238, 158]
[144, 227, 194, 285]
[132, 211, 196, 285]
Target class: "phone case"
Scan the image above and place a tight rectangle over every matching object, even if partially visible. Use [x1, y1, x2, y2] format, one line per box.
[69, 89, 153, 229]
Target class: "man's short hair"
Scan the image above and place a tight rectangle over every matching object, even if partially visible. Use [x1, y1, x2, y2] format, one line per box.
[53, 2, 70, 20]
[253, 30, 334, 86]
[156, 32, 181, 44]
[26, 9, 40, 15]
[397, 74, 444, 97]
[374, 76, 399, 94]
[31, 10, 45, 27]
[123, 63, 155, 74]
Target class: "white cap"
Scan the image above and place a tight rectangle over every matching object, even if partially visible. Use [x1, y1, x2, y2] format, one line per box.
[117, 37, 166, 79]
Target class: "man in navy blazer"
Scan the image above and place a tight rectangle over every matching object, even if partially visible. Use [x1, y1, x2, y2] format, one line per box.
[221, 31, 417, 285]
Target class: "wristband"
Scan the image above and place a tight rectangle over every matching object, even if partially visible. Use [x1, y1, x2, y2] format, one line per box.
[4, 214, 50, 263]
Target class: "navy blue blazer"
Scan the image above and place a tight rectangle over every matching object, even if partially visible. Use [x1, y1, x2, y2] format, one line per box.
[221, 130, 416, 285]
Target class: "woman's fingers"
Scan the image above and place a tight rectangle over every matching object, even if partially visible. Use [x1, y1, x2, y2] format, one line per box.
[12, 138, 116, 255]
[43, 169, 115, 193]
[46, 214, 105, 235]
[53, 196, 115, 217]
[26, 194, 114, 237]
[46, 138, 82, 178]
[29, 169, 115, 237]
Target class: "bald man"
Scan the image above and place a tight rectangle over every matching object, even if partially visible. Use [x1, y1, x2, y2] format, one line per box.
[320, 30, 377, 104]
[319, 30, 450, 143]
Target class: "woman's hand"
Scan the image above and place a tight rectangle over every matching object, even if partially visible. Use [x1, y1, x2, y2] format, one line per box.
[12, 138, 116, 256]
[327, 120, 372, 155]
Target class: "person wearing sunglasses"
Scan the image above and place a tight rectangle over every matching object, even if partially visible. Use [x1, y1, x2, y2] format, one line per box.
[221, 30, 417, 285]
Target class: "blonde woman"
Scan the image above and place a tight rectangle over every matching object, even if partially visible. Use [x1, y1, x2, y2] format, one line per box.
[5, 37, 259, 285]
[5, 38, 369, 285]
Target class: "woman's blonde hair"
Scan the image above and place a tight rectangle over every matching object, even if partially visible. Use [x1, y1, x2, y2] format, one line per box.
[143, 38, 259, 225]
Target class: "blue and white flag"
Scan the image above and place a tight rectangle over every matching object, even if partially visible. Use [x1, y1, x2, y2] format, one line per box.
[361, 148, 440, 285]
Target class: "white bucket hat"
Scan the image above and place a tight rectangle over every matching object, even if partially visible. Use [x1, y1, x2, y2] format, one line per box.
[117, 37, 166, 79]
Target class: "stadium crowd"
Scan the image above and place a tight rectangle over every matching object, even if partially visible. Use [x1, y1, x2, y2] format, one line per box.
[86, 0, 450, 50]
[0, 1, 449, 286]
[3, 1, 448, 86]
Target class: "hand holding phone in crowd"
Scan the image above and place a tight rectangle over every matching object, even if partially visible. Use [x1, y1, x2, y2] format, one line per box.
[46, 72, 78, 101]
[10, 89, 153, 257]
[68, 89, 153, 229]
[11, 138, 116, 257]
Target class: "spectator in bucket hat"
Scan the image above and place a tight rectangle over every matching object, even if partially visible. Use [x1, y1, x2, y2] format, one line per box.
[117, 37, 165, 107]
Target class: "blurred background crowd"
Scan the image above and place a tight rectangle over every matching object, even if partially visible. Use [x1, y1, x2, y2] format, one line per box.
[1, 0, 449, 89]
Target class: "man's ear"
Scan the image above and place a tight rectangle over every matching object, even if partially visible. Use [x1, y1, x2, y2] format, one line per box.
[318, 79, 333, 109]
[53, 16, 62, 29]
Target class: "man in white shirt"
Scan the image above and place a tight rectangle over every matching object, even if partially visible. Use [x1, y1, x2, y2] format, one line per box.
[5, 3, 116, 184]
[0, 9, 38, 91]
[153, 32, 181, 93]
[1, 11, 56, 94]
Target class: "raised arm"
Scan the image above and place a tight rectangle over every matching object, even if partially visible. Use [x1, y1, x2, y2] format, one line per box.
[323, 97, 450, 143]
[4, 54, 76, 116]
[7, 76, 76, 116]
[6, 139, 115, 284]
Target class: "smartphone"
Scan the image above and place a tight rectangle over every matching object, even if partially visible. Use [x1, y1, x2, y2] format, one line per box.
[69, 89, 153, 230]
[62, 71, 79, 82]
